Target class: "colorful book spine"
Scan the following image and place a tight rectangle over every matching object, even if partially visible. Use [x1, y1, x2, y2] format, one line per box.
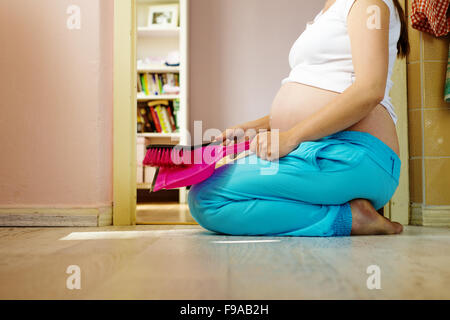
[156, 74, 163, 94]
[155, 106, 168, 133]
[149, 106, 162, 133]
[137, 108, 145, 133]
[172, 99, 180, 130]
[141, 74, 149, 95]
[152, 74, 158, 95]
[167, 106, 177, 132]
[160, 106, 173, 133]
[145, 106, 156, 132]
[148, 73, 154, 96]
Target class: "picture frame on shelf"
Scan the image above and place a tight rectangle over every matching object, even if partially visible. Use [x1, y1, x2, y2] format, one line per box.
[147, 4, 179, 29]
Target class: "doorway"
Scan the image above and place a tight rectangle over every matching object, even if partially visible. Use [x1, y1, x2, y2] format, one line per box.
[113, 0, 193, 226]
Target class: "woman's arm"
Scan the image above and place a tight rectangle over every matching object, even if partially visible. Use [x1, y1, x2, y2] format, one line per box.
[215, 114, 270, 144]
[243, 115, 271, 131]
[252, 0, 390, 160]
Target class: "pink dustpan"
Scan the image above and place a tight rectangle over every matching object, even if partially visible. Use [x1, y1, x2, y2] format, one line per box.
[149, 140, 250, 192]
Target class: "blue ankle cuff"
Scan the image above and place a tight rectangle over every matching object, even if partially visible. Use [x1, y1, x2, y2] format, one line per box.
[332, 202, 352, 236]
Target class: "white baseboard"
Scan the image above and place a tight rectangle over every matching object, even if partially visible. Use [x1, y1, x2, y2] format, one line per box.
[410, 203, 450, 227]
[0, 206, 112, 227]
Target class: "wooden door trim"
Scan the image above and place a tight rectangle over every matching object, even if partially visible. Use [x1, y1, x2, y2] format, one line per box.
[113, 0, 137, 225]
[385, 0, 410, 225]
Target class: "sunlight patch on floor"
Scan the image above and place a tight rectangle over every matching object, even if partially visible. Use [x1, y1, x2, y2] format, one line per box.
[211, 240, 282, 244]
[59, 229, 201, 240]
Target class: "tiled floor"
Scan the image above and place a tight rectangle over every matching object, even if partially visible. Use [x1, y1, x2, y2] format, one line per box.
[0, 224, 449, 299]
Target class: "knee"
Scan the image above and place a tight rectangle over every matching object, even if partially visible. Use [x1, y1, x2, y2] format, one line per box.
[187, 183, 224, 233]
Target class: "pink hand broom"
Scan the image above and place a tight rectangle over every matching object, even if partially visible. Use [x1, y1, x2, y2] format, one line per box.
[143, 140, 251, 192]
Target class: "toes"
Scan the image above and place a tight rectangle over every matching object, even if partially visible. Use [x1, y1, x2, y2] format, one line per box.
[392, 222, 403, 234]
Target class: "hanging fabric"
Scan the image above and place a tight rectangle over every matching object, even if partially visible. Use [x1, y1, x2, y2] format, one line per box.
[411, 0, 450, 37]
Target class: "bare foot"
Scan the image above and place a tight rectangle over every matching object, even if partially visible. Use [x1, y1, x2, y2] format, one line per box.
[350, 198, 403, 235]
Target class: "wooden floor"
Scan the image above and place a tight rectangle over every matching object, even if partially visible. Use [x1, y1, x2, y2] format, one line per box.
[0, 225, 449, 299]
[136, 203, 196, 224]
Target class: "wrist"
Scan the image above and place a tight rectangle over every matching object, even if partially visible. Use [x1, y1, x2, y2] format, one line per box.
[251, 115, 271, 132]
[287, 127, 304, 148]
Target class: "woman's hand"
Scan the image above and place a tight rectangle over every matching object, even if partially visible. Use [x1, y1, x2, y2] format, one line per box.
[215, 125, 258, 146]
[214, 115, 271, 146]
[250, 129, 299, 161]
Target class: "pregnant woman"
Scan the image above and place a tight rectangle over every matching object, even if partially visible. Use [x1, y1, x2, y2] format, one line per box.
[188, 0, 409, 236]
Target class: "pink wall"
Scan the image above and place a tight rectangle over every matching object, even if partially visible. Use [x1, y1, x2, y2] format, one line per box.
[189, 0, 323, 134]
[0, 0, 113, 208]
[0, 0, 320, 208]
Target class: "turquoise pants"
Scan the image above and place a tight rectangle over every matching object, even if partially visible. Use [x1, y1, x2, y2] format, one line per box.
[188, 130, 401, 237]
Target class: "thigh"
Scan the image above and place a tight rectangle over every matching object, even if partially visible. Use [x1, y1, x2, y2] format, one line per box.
[190, 138, 385, 206]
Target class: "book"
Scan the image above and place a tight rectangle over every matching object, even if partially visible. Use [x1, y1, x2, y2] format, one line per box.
[145, 106, 156, 132]
[137, 108, 145, 133]
[136, 137, 146, 163]
[153, 74, 158, 94]
[167, 105, 177, 132]
[162, 74, 168, 91]
[155, 105, 168, 133]
[141, 74, 149, 95]
[172, 99, 180, 130]
[156, 74, 163, 94]
[149, 106, 162, 133]
[138, 105, 155, 132]
[160, 106, 173, 133]
[137, 75, 142, 93]
[147, 100, 170, 107]
[168, 73, 175, 86]
[146, 73, 153, 96]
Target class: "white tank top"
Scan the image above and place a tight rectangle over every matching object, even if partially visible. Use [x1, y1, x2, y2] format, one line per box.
[281, 0, 401, 124]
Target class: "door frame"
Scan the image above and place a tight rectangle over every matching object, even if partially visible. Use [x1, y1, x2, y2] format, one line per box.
[383, 0, 410, 225]
[113, 0, 137, 226]
[112, 0, 410, 226]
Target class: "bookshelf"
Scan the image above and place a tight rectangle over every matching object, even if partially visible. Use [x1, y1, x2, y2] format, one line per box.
[136, 0, 189, 202]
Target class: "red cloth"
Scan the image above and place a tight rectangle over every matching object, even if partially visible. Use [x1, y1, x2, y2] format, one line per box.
[411, 0, 450, 37]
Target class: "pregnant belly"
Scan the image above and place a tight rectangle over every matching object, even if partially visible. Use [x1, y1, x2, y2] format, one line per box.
[269, 82, 400, 157]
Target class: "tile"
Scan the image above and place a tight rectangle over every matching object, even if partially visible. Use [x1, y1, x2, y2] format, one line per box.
[425, 158, 450, 205]
[409, 158, 423, 203]
[407, 62, 422, 108]
[423, 108, 450, 156]
[406, 17, 420, 63]
[423, 33, 449, 61]
[423, 62, 450, 108]
[407, 109, 422, 157]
